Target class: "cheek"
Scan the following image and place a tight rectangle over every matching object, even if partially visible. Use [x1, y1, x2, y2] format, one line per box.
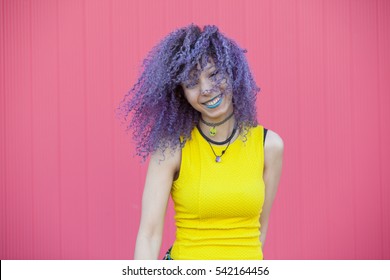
[183, 90, 192, 101]
[183, 91, 199, 106]
[220, 83, 232, 98]
[218, 78, 230, 92]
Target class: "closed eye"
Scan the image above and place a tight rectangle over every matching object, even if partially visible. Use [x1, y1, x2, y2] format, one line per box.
[185, 82, 198, 89]
[209, 72, 217, 78]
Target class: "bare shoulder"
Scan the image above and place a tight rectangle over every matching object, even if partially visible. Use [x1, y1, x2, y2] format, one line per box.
[149, 145, 181, 178]
[264, 129, 284, 166]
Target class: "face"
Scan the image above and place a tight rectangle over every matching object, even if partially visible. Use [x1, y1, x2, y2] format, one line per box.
[181, 59, 233, 122]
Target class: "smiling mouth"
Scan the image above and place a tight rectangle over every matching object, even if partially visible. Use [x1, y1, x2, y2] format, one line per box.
[202, 94, 223, 107]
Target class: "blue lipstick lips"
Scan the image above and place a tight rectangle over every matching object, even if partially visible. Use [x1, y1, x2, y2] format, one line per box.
[204, 95, 223, 109]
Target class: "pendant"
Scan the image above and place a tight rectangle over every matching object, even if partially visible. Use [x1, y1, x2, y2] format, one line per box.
[215, 156, 221, 163]
[209, 126, 216, 137]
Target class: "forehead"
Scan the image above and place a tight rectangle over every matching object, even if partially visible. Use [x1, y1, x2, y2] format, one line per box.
[192, 58, 216, 74]
[180, 55, 219, 86]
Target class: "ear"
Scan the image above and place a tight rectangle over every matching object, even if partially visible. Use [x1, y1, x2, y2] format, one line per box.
[175, 85, 186, 101]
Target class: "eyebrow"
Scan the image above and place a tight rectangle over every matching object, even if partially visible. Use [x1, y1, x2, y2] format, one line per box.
[205, 65, 215, 70]
[189, 65, 216, 76]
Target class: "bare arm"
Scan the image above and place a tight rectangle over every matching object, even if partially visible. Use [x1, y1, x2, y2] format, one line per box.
[134, 147, 180, 259]
[260, 129, 284, 249]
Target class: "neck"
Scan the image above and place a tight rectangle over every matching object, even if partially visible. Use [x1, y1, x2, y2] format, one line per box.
[198, 116, 236, 143]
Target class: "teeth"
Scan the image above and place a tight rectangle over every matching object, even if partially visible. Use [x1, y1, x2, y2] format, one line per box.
[205, 95, 221, 106]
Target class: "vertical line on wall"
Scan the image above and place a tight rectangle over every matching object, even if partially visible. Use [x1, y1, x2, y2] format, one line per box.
[1, 0, 8, 259]
[136, 0, 142, 243]
[375, 0, 384, 260]
[56, 0, 63, 259]
[348, 0, 357, 259]
[269, 0, 274, 123]
[109, 0, 117, 258]
[268, 0, 279, 258]
[321, 0, 330, 259]
[29, 0, 35, 259]
[12, 0, 17, 259]
[82, 0, 90, 258]
[294, 0, 304, 259]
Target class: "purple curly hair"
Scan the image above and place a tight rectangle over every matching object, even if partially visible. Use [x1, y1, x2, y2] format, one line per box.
[116, 24, 260, 160]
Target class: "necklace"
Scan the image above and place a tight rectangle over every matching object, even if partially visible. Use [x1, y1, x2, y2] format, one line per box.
[198, 125, 237, 162]
[200, 111, 234, 137]
[197, 125, 237, 145]
[207, 138, 233, 163]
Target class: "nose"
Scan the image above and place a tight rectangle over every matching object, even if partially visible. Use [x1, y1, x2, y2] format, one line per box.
[199, 70, 215, 95]
[201, 89, 213, 95]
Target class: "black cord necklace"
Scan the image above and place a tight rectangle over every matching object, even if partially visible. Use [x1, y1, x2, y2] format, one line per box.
[207, 137, 233, 163]
[199, 111, 234, 137]
[197, 125, 237, 145]
[198, 125, 237, 163]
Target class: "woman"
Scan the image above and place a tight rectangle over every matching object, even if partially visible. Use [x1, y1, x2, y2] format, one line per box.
[117, 24, 283, 260]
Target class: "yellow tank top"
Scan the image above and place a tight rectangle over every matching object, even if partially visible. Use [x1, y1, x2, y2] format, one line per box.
[170, 125, 265, 260]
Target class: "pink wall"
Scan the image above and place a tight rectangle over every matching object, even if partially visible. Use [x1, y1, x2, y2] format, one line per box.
[1, 0, 389, 260]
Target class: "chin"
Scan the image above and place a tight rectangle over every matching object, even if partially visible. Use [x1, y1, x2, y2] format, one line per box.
[203, 104, 233, 120]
